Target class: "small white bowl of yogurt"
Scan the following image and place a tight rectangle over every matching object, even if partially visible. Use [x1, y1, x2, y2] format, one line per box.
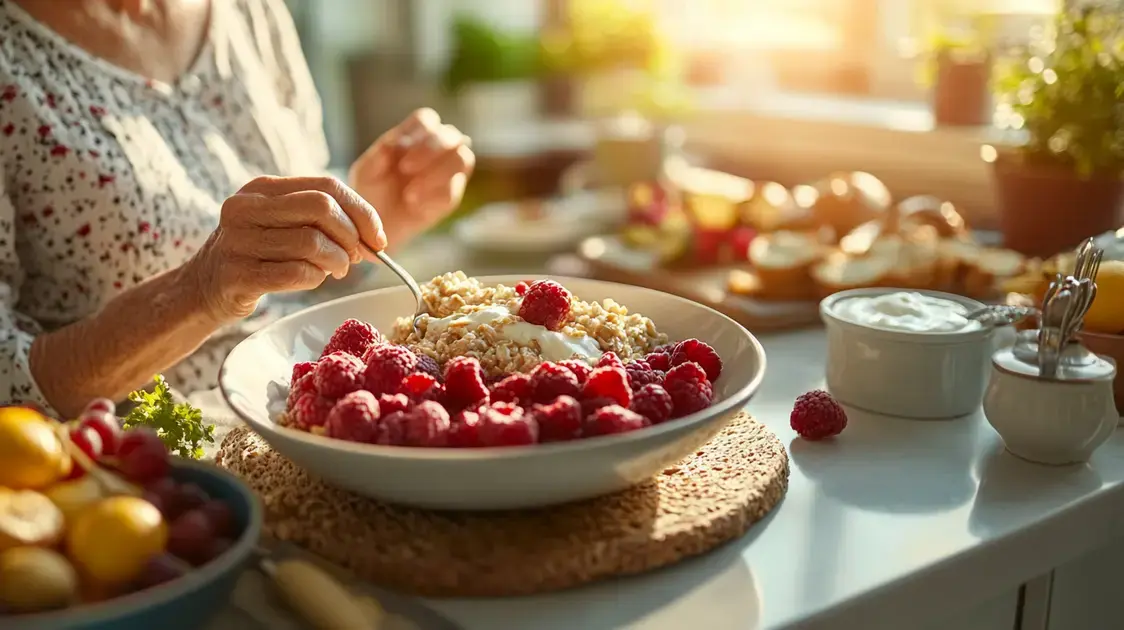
[820, 288, 992, 419]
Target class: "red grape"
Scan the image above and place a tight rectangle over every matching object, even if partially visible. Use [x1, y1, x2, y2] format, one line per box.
[134, 553, 191, 590]
[144, 478, 180, 518]
[174, 483, 208, 514]
[116, 428, 169, 482]
[63, 425, 103, 480]
[199, 500, 234, 538]
[167, 509, 216, 566]
[78, 410, 121, 456]
[84, 397, 116, 415]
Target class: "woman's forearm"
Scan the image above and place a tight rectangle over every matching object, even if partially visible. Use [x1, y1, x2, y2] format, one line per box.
[29, 265, 219, 417]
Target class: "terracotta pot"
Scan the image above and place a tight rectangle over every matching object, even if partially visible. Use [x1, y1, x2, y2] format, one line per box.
[991, 154, 1124, 258]
[932, 54, 991, 127]
[1079, 331, 1124, 416]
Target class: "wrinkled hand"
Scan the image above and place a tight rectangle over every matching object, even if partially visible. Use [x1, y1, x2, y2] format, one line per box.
[349, 108, 475, 248]
[186, 176, 386, 323]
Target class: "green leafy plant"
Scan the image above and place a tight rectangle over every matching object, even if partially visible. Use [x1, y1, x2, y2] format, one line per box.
[123, 375, 214, 459]
[539, 0, 673, 79]
[993, 6, 1124, 177]
[441, 17, 544, 94]
[916, 30, 990, 88]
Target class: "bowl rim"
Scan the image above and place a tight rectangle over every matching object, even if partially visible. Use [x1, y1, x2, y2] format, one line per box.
[219, 274, 767, 461]
[820, 287, 992, 345]
[18, 459, 263, 624]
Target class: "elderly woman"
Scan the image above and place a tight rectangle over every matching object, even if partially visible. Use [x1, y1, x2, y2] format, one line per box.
[0, 0, 475, 416]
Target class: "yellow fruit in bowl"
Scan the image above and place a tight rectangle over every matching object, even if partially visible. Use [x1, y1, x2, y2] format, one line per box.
[0, 546, 79, 613]
[0, 488, 65, 551]
[1084, 260, 1124, 335]
[44, 476, 107, 522]
[0, 406, 71, 489]
[67, 496, 167, 587]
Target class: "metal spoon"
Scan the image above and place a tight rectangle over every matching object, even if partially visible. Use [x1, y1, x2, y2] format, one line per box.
[966, 304, 1037, 328]
[361, 245, 428, 337]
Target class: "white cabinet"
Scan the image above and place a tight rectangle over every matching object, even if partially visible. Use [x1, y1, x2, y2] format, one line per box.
[1047, 535, 1124, 630]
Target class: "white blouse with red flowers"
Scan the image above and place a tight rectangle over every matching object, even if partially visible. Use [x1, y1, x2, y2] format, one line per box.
[0, 0, 330, 409]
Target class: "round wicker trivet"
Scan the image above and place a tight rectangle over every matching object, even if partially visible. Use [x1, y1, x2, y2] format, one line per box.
[215, 412, 788, 597]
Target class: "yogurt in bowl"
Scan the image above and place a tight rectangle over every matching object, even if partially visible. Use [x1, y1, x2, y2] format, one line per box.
[820, 288, 993, 419]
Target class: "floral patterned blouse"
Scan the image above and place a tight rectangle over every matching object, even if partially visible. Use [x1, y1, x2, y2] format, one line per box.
[0, 0, 329, 409]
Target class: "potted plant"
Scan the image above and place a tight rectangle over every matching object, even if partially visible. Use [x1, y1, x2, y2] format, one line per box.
[989, 6, 1124, 258]
[922, 32, 992, 126]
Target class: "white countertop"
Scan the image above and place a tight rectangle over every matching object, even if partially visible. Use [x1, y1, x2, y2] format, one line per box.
[421, 329, 1124, 630]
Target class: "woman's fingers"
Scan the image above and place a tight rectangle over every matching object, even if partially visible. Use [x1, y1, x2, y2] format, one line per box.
[248, 260, 331, 294]
[248, 227, 352, 279]
[225, 191, 361, 263]
[398, 124, 470, 178]
[403, 147, 474, 207]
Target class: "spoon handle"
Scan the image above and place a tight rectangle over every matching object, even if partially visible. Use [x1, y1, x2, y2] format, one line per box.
[361, 245, 425, 306]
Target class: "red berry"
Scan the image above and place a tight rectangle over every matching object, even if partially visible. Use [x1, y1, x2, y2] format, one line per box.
[326, 390, 381, 443]
[362, 344, 417, 396]
[533, 395, 583, 442]
[84, 397, 115, 415]
[200, 500, 235, 538]
[167, 509, 215, 566]
[377, 393, 411, 415]
[403, 400, 451, 447]
[116, 428, 170, 482]
[644, 351, 671, 372]
[631, 383, 673, 424]
[78, 410, 120, 456]
[413, 353, 443, 382]
[478, 402, 538, 446]
[585, 405, 648, 436]
[558, 359, 592, 384]
[289, 393, 334, 429]
[670, 339, 723, 382]
[663, 362, 714, 418]
[581, 396, 615, 419]
[448, 410, 482, 447]
[529, 362, 580, 404]
[375, 411, 407, 445]
[514, 281, 530, 296]
[173, 483, 209, 514]
[321, 318, 381, 358]
[443, 357, 489, 408]
[582, 367, 632, 408]
[399, 372, 442, 402]
[517, 280, 571, 330]
[64, 425, 103, 479]
[790, 390, 848, 440]
[625, 362, 664, 389]
[596, 352, 624, 371]
[287, 373, 318, 409]
[313, 352, 365, 399]
[290, 361, 315, 385]
[489, 373, 533, 406]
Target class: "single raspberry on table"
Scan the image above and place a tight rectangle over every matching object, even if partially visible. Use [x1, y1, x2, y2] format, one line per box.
[790, 390, 848, 441]
[581, 395, 615, 419]
[448, 410, 482, 447]
[377, 393, 411, 415]
[313, 352, 365, 399]
[585, 405, 649, 437]
[517, 280, 572, 330]
[625, 362, 664, 389]
[326, 390, 381, 443]
[413, 352, 443, 382]
[399, 372, 444, 404]
[477, 402, 539, 447]
[291, 361, 316, 385]
[582, 366, 632, 408]
[663, 362, 714, 418]
[362, 344, 417, 395]
[670, 339, 723, 382]
[403, 400, 451, 447]
[529, 361, 581, 404]
[490, 373, 533, 406]
[644, 351, 671, 372]
[558, 359, 592, 385]
[596, 352, 625, 371]
[321, 318, 381, 358]
[289, 393, 335, 430]
[444, 357, 490, 408]
[631, 383, 673, 424]
[533, 395, 583, 442]
[375, 411, 407, 445]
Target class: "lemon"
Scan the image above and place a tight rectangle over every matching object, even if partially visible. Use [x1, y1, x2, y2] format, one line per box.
[0, 546, 78, 613]
[0, 406, 71, 489]
[67, 496, 167, 587]
[0, 488, 65, 551]
[1084, 260, 1124, 334]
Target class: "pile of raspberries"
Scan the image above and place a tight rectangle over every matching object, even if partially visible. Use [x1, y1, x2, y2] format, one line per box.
[284, 318, 724, 448]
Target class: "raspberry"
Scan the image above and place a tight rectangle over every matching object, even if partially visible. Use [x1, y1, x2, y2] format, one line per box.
[377, 393, 411, 415]
[596, 352, 624, 371]
[625, 362, 664, 389]
[403, 400, 451, 447]
[644, 351, 671, 372]
[375, 411, 407, 445]
[790, 390, 848, 440]
[670, 338, 723, 382]
[291, 361, 315, 385]
[529, 361, 580, 404]
[558, 359, 592, 384]
[413, 353, 443, 382]
[585, 405, 648, 437]
[517, 280, 571, 330]
[326, 390, 380, 443]
[399, 372, 445, 406]
[630, 383, 673, 424]
[287, 373, 317, 408]
[289, 393, 334, 430]
[448, 410, 482, 447]
[443, 357, 490, 408]
[582, 366, 632, 408]
[477, 402, 538, 446]
[533, 395, 583, 442]
[321, 318, 381, 358]
[581, 396, 615, 419]
[514, 281, 530, 296]
[313, 352, 365, 399]
[362, 344, 417, 395]
[664, 362, 714, 418]
[490, 373, 533, 406]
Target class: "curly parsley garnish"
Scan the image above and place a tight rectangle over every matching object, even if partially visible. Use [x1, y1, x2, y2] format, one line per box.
[123, 375, 215, 459]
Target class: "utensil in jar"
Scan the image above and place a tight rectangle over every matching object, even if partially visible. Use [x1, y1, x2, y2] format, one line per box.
[362, 244, 428, 337]
[966, 304, 1037, 329]
[1038, 286, 1075, 379]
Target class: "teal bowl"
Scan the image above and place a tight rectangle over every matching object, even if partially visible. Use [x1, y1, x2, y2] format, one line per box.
[15, 459, 263, 630]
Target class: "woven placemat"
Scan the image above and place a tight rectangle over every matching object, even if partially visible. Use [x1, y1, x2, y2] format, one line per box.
[215, 412, 788, 597]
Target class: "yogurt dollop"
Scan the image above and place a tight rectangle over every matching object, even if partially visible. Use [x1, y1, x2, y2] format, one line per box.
[833, 291, 981, 333]
[422, 305, 602, 362]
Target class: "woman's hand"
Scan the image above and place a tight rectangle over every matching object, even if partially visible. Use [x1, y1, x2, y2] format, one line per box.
[348, 108, 475, 248]
[185, 175, 386, 324]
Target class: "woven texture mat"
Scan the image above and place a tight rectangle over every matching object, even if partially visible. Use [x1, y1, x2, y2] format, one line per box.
[215, 412, 788, 597]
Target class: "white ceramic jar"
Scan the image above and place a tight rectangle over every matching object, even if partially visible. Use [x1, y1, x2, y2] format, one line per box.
[983, 347, 1118, 465]
[820, 288, 993, 419]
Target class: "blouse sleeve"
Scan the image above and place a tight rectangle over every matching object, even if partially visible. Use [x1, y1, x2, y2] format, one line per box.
[0, 187, 50, 410]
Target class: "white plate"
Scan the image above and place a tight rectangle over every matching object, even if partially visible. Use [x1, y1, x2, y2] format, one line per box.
[219, 276, 766, 510]
[455, 190, 627, 254]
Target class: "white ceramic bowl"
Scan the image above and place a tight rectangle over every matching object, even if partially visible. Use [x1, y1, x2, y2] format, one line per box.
[820, 288, 993, 419]
[219, 276, 766, 511]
